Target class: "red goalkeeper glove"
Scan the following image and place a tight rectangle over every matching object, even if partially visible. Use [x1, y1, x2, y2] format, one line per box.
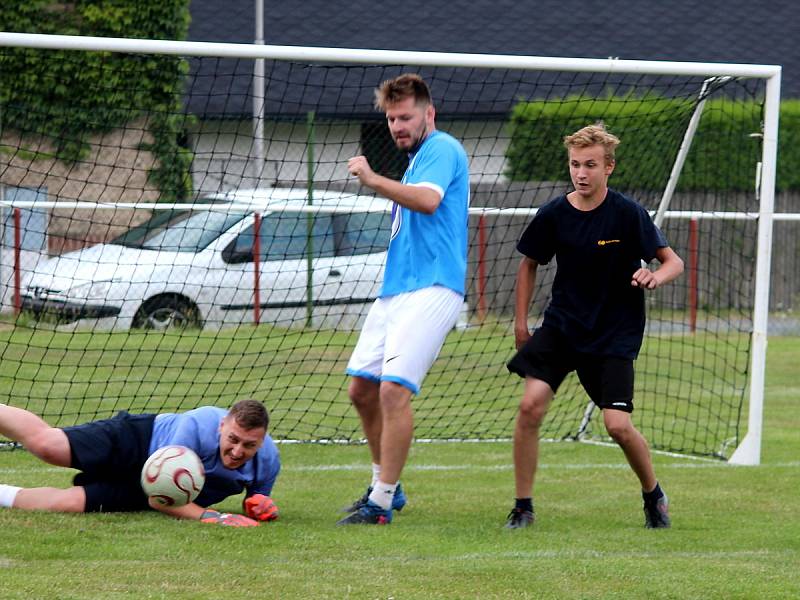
[244, 494, 279, 522]
[200, 509, 258, 527]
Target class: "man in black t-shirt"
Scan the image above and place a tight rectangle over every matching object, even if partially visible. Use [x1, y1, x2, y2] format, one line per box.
[504, 124, 684, 530]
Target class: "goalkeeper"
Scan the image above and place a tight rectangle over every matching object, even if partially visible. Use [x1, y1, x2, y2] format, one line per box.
[0, 399, 280, 527]
[504, 124, 684, 530]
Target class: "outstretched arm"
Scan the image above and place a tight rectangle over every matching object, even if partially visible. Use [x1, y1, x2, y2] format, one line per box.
[149, 498, 205, 520]
[347, 155, 441, 214]
[631, 247, 684, 290]
[149, 498, 258, 527]
[514, 257, 539, 349]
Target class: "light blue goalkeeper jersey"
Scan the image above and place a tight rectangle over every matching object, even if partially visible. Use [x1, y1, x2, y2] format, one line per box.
[380, 130, 469, 297]
[149, 406, 280, 507]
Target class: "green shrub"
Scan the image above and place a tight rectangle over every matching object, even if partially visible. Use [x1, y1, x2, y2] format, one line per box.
[506, 95, 796, 191]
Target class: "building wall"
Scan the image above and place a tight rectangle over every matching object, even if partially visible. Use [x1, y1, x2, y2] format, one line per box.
[187, 118, 511, 194]
[0, 118, 161, 255]
[0, 118, 160, 205]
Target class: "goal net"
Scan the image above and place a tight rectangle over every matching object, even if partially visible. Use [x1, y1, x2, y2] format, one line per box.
[0, 34, 780, 462]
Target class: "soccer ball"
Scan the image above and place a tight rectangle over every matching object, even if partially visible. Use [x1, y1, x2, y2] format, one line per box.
[140, 445, 206, 507]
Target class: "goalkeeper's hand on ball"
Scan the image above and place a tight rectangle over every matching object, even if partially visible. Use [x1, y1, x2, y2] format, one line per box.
[244, 493, 279, 522]
[200, 509, 258, 527]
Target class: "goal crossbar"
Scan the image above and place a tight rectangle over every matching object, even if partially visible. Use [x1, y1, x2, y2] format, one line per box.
[0, 32, 782, 79]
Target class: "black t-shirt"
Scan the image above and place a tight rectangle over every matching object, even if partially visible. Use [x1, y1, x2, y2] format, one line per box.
[517, 189, 668, 359]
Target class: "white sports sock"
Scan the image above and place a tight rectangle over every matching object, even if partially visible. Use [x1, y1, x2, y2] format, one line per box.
[370, 463, 381, 488]
[0, 484, 21, 508]
[368, 480, 396, 511]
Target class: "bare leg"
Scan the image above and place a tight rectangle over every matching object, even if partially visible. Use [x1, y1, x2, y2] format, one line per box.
[376, 381, 414, 485]
[13, 486, 86, 512]
[513, 378, 553, 498]
[348, 377, 382, 465]
[603, 409, 657, 491]
[0, 404, 71, 467]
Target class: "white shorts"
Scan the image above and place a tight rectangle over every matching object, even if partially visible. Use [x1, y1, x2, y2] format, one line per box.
[346, 286, 463, 394]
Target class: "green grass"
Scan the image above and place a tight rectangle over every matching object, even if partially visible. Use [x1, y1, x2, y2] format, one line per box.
[0, 339, 798, 598]
[1, 324, 752, 458]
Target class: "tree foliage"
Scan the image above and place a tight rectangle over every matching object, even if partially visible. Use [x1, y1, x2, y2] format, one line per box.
[0, 1, 193, 199]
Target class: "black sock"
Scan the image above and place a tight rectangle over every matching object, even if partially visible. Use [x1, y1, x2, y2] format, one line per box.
[642, 482, 664, 505]
[515, 497, 533, 512]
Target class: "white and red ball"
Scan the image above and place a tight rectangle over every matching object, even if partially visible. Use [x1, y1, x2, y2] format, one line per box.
[141, 445, 206, 507]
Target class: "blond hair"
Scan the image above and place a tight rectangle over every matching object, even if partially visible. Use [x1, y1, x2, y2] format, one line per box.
[563, 123, 620, 164]
[374, 73, 432, 111]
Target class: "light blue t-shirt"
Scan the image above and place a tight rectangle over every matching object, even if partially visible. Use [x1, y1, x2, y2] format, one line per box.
[380, 130, 470, 297]
[149, 406, 280, 507]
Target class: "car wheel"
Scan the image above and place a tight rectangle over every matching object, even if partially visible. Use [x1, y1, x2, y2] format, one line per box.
[132, 295, 201, 330]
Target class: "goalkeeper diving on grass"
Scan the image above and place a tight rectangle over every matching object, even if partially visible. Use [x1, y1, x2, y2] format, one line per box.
[0, 399, 280, 527]
[339, 73, 469, 525]
[505, 124, 684, 530]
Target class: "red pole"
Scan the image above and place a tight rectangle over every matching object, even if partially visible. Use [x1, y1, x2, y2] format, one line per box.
[477, 214, 487, 323]
[13, 208, 21, 316]
[253, 213, 261, 326]
[689, 218, 698, 334]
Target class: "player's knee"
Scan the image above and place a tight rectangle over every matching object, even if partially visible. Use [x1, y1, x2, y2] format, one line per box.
[348, 378, 378, 409]
[25, 429, 71, 467]
[379, 382, 412, 414]
[47, 487, 86, 512]
[518, 397, 546, 428]
[605, 420, 634, 445]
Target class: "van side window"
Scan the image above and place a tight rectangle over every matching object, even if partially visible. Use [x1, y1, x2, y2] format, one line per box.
[224, 210, 390, 263]
[333, 212, 391, 256]
[226, 212, 334, 262]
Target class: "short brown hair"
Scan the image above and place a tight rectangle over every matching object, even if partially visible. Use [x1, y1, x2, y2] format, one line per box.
[228, 399, 269, 431]
[563, 123, 620, 164]
[374, 73, 433, 111]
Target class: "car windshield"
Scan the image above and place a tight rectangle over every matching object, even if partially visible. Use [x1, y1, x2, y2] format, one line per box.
[111, 209, 248, 252]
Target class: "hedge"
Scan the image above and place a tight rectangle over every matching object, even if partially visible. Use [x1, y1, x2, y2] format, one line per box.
[506, 96, 799, 192]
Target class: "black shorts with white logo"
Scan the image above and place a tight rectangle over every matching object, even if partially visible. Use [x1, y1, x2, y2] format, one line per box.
[62, 411, 156, 512]
[507, 326, 635, 413]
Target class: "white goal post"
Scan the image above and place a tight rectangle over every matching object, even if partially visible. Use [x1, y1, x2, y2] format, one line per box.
[0, 32, 783, 464]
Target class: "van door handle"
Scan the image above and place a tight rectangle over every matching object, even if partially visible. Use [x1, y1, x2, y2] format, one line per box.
[328, 269, 341, 277]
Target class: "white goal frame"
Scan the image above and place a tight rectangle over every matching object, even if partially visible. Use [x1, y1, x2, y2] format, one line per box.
[0, 32, 783, 465]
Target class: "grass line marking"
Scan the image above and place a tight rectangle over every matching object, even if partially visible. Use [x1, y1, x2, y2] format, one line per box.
[1, 462, 797, 476]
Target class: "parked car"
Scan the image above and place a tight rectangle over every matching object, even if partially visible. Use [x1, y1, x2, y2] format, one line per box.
[20, 187, 392, 330]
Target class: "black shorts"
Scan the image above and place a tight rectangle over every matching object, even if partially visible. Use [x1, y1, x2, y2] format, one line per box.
[62, 411, 156, 512]
[507, 326, 635, 413]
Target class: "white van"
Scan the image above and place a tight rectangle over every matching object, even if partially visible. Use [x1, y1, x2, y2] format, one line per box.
[20, 187, 391, 330]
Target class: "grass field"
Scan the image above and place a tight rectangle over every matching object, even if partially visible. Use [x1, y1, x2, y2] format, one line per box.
[0, 323, 751, 458]
[0, 338, 798, 599]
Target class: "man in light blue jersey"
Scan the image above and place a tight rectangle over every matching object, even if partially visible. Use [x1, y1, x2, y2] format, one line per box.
[338, 73, 469, 525]
[0, 399, 280, 527]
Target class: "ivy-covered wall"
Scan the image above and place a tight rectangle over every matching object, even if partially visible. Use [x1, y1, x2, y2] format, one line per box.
[0, 1, 193, 200]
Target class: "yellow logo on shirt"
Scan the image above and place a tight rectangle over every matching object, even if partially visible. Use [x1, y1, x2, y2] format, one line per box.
[597, 239, 621, 246]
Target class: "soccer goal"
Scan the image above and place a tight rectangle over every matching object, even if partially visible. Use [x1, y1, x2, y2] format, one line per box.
[0, 32, 781, 464]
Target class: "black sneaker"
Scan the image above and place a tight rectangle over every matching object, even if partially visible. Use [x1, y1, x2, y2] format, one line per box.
[644, 494, 671, 529]
[505, 507, 535, 529]
[340, 488, 371, 513]
[336, 500, 392, 525]
[340, 482, 406, 513]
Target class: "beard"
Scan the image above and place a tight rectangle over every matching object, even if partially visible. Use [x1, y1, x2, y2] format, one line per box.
[393, 123, 428, 153]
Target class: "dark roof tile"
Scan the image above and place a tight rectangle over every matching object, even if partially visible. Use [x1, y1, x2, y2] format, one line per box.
[186, 0, 796, 116]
